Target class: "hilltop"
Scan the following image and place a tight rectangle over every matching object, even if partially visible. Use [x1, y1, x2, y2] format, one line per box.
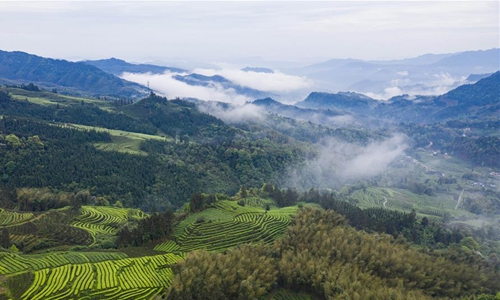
[0, 50, 148, 98]
[83, 58, 186, 75]
[295, 72, 500, 123]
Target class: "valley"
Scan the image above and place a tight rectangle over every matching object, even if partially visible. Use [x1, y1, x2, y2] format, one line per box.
[0, 52, 499, 299]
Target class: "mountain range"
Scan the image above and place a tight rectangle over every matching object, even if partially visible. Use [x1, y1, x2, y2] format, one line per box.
[246, 72, 499, 126]
[0, 50, 149, 98]
[83, 57, 186, 75]
[288, 48, 500, 98]
[0, 48, 498, 110]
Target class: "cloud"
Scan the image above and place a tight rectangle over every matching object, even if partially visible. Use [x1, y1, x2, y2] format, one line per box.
[197, 102, 266, 124]
[286, 134, 408, 189]
[340, 135, 408, 179]
[121, 71, 251, 104]
[2, 2, 497, 62]
[122, 67, 313, 104]
[192, 67, 313, 93]
[364, 72, 468, 100]
[397, 70, 409, 76]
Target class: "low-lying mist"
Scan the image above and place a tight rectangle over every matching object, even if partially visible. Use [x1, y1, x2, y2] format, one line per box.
[285, 134, 408, 190]
[363, 72, 468, 100]
[122, 71, 251, 104]
[121, 67, 312, 104]
[197, 101, 266, 124]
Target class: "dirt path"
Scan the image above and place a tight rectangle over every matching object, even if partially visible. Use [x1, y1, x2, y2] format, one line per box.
[455, 189, 465, 210]
[383, 197, 387, 208]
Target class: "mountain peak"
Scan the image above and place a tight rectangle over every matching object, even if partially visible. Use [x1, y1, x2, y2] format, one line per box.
[0, 49, 146, 98]
[241, 67, 274, 74]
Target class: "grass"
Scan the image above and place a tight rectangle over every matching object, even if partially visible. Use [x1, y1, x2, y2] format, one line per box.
[65, 123, 169, 141]
[4, 88, 114, 109]
[55, 123, 172, 155]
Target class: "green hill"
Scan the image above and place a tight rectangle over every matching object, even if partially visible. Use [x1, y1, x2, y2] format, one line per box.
[0, 50, 148, 98]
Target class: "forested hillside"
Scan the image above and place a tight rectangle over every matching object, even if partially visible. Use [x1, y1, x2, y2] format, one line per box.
[0, 50, 147, 98]
[0, 88, 304, 210]
[0, 72, 499, 300]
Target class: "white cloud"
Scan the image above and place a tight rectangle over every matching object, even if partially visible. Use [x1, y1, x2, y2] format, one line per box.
[397, 70, 409, 76]
[197, 102, 266, 124]
[340, 135, 408, 179]
[121, 67, 313, 104]
[364, 72, 468, 100]
[365, 86, 403, 100]
[121, 71, 251, 104]
[192, 68, 313, 93]
[286, 134, 408, 189]
[1, 1, 497, 63]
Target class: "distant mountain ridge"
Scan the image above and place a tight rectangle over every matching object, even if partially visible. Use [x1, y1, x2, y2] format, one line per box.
[289, 48, 500, 96]
[296, 91, 377, 115]
[251, 97, 350, 127]
[0, 50, 147, 98]
[83, 58, 187, 75]
[241, 67, 274, 73]
[295, 72, 500, 123]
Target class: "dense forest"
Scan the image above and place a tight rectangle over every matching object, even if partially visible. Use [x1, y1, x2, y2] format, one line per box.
[0, 90, 305, 210]
[166, 208, 500, 299]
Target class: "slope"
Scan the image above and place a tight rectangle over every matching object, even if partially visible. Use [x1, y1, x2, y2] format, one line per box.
[83, 58, 186, 75]
[0, 50, 147, 98]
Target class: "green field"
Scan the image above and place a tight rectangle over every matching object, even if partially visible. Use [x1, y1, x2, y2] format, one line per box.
[0, 199, 307, 299]
[62, 123, 172, 155]
[0, 209, 35, 227]
[73, 206, 147, 243]
[3, 252, 183, 300]
[350, 186, 472, 221]
[5, 87, 114, 109]
[156, 200, 300, 253]
[0, 205, 147, 252]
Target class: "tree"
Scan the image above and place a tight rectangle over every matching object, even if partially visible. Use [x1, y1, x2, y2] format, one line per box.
[240, 185, 247, 198]
[262, 183, 274, 195]
[1, 228, 11, 249]
[5, 134, 21, 148]
[273, 189, 285, 207]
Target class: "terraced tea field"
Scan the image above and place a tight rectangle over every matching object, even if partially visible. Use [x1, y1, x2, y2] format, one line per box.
[156, 200, 299, 253]
[73, 206, 147, 242]
[350, 187, 470, 220]
[3, 252, 183, 300]
[5, 87, 114, 108]
[1, 205, 147, 251]
[0, 251, 128, 275]
[0, 209, 35, 226]
[52, 122, 173, 156]
[1, 200, 307, 299]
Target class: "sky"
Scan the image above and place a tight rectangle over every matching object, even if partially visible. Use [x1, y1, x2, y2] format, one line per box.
[0, 1, 498, 65]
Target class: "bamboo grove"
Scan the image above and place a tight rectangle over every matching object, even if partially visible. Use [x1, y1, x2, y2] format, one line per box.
[164, 208, 500, 300]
